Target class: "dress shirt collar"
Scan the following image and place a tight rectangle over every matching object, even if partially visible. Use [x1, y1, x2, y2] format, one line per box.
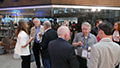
[45, 28, 52, 32]
[81, 33, 91, 38]
[99, 38, 112, 42]
[58, 37, 66, 41]
[35, 25, 40, 29]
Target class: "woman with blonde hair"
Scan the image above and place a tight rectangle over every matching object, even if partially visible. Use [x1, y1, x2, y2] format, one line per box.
[15, 19, 31, 68]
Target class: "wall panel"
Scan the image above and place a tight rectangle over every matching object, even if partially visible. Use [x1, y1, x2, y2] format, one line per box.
[52, 0, 120, 7]
[0, 0, 120, 8]
[0, 0, 51, 8]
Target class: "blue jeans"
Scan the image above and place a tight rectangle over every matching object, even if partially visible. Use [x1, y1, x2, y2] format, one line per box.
[42, 58, 51, 68]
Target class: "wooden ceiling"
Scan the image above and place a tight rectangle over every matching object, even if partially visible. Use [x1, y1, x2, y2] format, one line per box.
[0, 0, 120, 8]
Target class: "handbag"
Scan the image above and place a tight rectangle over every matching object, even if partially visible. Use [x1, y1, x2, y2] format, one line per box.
[30, 49, 35, 62]
[13, 53, 21, 60]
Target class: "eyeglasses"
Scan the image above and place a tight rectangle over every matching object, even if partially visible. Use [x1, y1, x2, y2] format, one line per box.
[114, 25, 117, 26]
[82, 28, 88, 30]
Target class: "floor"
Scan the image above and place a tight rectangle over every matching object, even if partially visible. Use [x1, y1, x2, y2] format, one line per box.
[0, 53, 44, 68]
[0, 51, 120, 68]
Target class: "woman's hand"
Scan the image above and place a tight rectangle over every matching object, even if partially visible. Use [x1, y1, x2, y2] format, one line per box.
[21, 45, 26, 48]
[117, 35, 120, 39]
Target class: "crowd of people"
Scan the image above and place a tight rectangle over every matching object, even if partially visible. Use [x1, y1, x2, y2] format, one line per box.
[14, 18, 120, 68]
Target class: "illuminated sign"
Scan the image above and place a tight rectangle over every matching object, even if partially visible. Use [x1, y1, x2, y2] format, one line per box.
[54, 8, 76, 14]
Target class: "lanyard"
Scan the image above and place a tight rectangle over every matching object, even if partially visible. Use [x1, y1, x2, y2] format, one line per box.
[82, 34, 89, 49]
[35, 26, 41, 42]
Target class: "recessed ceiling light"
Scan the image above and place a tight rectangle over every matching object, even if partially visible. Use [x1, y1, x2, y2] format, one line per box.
[91, 8, 96, 12]
[98, 9, 101, 11]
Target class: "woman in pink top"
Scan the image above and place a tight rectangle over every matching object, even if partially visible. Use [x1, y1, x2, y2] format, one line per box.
[96, 35, 101, 42]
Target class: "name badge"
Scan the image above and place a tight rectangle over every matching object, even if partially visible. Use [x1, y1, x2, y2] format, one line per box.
[82, 50, 88, 58]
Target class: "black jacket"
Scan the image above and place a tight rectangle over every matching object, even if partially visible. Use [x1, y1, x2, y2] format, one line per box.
[40, 29, 58, 59]
[91, 27, 98, 36]
[48, 38, 79, 68]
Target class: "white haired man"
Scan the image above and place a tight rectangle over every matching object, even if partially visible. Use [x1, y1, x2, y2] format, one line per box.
[30, 18, 45, 68]
[72, 22, 97, 68]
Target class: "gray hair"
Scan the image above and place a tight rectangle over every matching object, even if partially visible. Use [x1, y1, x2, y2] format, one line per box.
[43, 20, 51, 28]
[33, 18, 40, 24]
[81, 22, 91, 29]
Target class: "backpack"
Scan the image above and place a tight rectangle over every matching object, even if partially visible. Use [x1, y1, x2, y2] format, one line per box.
[0, 46, 7, 55]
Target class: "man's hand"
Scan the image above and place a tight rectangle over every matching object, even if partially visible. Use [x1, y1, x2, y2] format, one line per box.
[39, 33, 43, 37]
[78, 41, 83, 46]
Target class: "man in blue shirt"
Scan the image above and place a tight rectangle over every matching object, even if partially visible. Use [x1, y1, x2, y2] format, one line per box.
[30, 18, 44, 68]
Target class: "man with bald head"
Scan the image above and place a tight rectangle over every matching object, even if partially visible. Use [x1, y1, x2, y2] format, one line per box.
[39, 20, 58, 68]
[48, 26, 79, 68]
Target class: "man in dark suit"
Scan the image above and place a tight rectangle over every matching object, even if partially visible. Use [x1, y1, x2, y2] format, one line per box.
[91, 19, 102, 36]
[48, 26, 79, 68]
[39, 21, 58, 68]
